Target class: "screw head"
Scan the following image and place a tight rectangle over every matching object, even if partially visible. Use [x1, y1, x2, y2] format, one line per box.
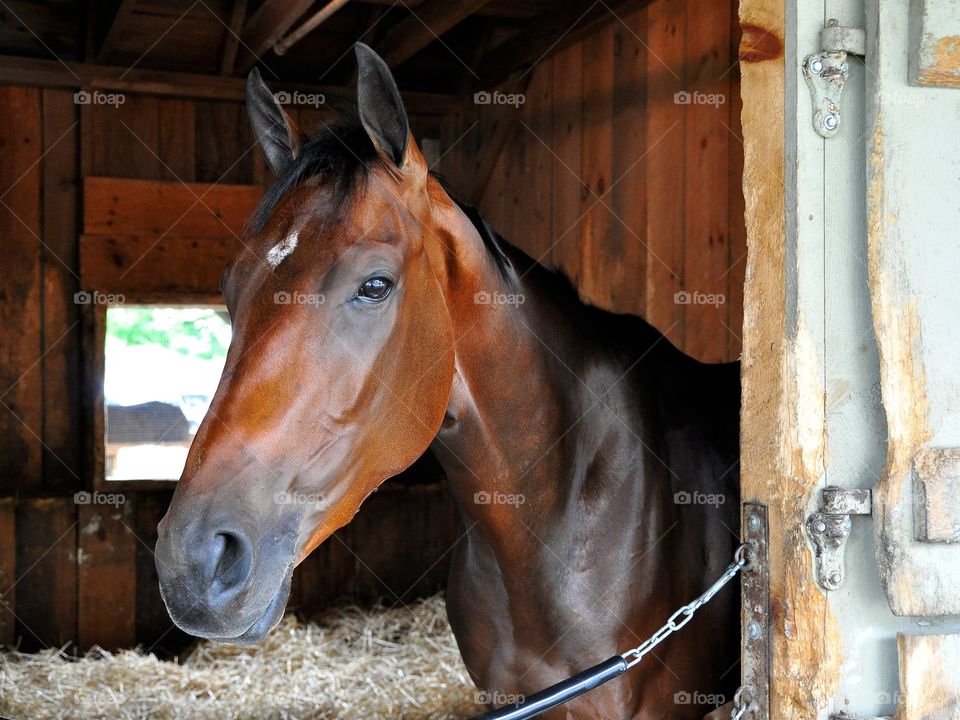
[748, 514, 761, 532]
[841, 62, 849, 73]
[829, 571, 842, 586]
[823, 113, 839, 131]
[747, 620, 762, 640]
[813, 519, 827, 534]
[810, 58, 824, 75]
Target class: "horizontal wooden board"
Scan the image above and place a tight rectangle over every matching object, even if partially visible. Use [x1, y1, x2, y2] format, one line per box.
[0, 56, 457, 114]
[83, 177, 261, 240]
[80, 234, 250, 294]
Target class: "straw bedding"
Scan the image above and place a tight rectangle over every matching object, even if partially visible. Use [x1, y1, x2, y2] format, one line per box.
[0, 595, 483, 720]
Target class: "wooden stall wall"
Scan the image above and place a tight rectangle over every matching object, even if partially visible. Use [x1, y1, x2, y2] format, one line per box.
[0, 0, 744, 654]
[0, 87, 457, 654]
[445, 0, 745, 363]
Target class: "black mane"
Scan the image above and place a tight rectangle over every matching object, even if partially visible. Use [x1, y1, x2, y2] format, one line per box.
[250, 109, 509, 276]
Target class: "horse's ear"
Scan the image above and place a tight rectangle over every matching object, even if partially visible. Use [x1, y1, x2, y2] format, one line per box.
[354, 43, 415, 170]
[246, 68, 303, 176]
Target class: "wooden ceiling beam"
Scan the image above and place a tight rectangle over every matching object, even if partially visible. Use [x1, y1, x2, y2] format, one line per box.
[0, 56, 458, 114]
[233, 0, 315, 75]
[219, 0, 249, 75]
[476, 0, 656, 88]
[96, 0, 138, 63]
[378, 0, 494, 68]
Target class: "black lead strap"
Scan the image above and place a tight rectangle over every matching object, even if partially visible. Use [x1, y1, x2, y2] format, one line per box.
[467, 544, 751, 720]
[468, 656, 628, 720]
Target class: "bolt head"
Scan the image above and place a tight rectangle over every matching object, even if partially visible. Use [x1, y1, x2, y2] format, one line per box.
[841, 62, 849, 73]
[823, 113, 839, 131]
[747, 620, 762, 640]
[814, 520, 827, 534]
[829, 571, 842, 586]
[810, 58, 824, 75]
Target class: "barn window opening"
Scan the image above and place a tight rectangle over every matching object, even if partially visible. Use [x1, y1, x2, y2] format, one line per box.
[104, 306, 230, 481]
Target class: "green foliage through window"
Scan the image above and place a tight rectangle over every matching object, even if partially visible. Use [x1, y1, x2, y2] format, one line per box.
[106, 307, 231, 360]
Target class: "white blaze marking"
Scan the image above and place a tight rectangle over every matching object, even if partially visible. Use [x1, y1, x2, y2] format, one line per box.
[266, 231, 299, 269]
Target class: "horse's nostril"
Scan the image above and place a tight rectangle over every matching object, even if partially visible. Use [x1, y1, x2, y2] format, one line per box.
[207, 530, 253, 600]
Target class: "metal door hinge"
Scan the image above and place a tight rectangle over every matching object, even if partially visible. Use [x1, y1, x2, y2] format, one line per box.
[806, 487, 872, 590]
[803, 19, 866, 138]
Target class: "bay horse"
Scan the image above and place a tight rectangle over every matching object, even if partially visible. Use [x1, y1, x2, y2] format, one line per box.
[155, 44, 740, 719]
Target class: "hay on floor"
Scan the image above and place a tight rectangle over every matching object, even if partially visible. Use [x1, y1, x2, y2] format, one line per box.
[0, 595, 482, 720]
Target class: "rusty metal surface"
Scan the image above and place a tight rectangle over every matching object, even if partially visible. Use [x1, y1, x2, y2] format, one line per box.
[822, 486, 872, 516]
[741, 503, 770, 719]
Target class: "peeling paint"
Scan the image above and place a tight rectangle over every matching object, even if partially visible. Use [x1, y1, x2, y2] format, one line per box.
[916, 34, 960, 88]
[897, 633, 960, 718]
[771, 316, 840, 718]
[866, 97, 960, 614]
[739, 0, 843, 710]
[908, 0, 960, 89]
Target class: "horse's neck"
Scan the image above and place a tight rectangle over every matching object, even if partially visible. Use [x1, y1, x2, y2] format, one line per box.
[428, 217, 645, 556]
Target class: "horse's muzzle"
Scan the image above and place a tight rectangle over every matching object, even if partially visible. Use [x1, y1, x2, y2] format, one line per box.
[154, 510, 297, 643]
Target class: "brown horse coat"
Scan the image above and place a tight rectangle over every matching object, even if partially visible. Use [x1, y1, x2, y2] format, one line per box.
[155, 44, 740, 719]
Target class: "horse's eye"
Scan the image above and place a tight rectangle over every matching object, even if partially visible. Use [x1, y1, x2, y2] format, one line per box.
[356, 277, 392, 302]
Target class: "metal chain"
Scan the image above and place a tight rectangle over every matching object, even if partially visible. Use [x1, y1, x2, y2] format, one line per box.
[730, 686, 753, 719]
[620, 543, 751, 669]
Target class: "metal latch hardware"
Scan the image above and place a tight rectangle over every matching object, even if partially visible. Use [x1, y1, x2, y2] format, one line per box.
[806, 487, 872, 590]
[736, 503, 770, 719]
[803, 19, 866, 138]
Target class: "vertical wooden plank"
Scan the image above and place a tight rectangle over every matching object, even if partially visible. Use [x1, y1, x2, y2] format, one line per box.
[452, 102, 480, 203]
[0, 86, 43, 491]
[134, 491, 189, 654]
[0, 498, 15, 647]
[579, 25, 616, 309]
[345, 483, 459, 604]
[727, 8, 747, 362]
[77, 498, 136, 650]
[408, 486, 463, 599]
[515, 60, 554, 263]
[644, 0, 687, 349]
[607, 8, 649, 317]
[195, 101, 255, 185]
[351, 486, 420, 603]
[298, 525, 356, 609]
[41, 89, 83, 493]
[437, 108, 465, 197]
[549, 42, 585, 282]
[15, 498, 78, 651]
[476, 102, 513, 231]
[682, 0, 732, 362]
[159, 99, 197, 182]
[88, 95, 162, 179]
